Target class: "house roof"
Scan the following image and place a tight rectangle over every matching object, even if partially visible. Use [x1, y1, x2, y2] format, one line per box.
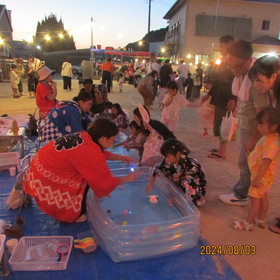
[163, 0, 185, 20]
[252, 35, 280, 45]
[0, 5, 13, 33]
[164, 0, 280, 20]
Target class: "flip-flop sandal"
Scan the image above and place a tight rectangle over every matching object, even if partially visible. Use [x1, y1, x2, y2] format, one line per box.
[255, 218, 266, 229]
[231, 220, 253, 231]
[209, 148, 218, 153]
[268, 225, 280, 234]
[208, 152, 226, 159]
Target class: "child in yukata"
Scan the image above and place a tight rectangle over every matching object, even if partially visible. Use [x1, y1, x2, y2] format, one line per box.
[146, 138, 207, 206]
[232, 108, 280, 231]
[161, 80, 195, 133]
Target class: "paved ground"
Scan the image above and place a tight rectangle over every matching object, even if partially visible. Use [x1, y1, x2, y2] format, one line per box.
[1, 77, 280, 280]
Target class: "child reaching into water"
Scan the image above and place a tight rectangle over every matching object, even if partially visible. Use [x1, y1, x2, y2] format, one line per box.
[114, 120, 147, 160]
[232, 108, 280, 231]
[146, 138, 207, 206]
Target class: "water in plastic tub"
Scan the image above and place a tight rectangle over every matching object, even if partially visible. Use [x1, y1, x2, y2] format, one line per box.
[87, 167, 200, 262]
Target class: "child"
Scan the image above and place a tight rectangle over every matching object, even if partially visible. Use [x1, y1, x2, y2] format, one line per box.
[118, 73, 125, 93]
[27, 70, 35, 97]
[198, 96, 215, 137]
[232, 108, 280, 231]
[157, 81, 166, 110]
[161, 80, 193, 132]
[99, 101, 113, 118]
[114, 120, 147, 159]
[10, 64, 20, 98]
[112, 103, 129, 131]
[146, 138, 207, 206]
[184, 72, 194, 100]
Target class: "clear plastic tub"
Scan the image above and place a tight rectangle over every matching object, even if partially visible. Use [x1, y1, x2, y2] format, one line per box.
[87, 167, 200, 262]
[9, 236, 73, 271]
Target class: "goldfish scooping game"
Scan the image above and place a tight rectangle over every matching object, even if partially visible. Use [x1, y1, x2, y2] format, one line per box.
[87, 166, 200, 262]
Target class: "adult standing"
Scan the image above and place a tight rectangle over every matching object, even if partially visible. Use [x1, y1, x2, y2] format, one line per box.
[193, 63, 203, 99]
[61, 59, 73, 91]
[137, 71, 157, 109]
[218, 40, 268, 206]
[159, 59, 173, 87]
[36, 66, 58, 119]
[176, 60, 189, 95]
[101, 57, 114, 93]
[28, 56, 43, 91]
[16, 58, 25, 94]
[205, 35, 236, 159]
[23, 118, 139, 223]
[134, 58, 142, 88]
[146, 53, 160, 98]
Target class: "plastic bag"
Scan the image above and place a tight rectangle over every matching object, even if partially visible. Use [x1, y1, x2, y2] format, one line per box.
[221, 111, 238, 142]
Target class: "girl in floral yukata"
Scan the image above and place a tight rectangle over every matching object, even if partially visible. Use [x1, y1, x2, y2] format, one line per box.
[111, 103, 129, 131]
[146, 138, 207, 206]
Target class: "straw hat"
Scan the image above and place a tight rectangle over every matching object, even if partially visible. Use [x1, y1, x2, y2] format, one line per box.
[38, 66, 56, 81]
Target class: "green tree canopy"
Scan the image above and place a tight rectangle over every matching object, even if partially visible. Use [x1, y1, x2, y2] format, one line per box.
[34, 14, 76, 52]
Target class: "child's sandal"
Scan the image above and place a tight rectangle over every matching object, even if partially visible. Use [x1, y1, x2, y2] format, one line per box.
[255, 218, 266, 229]
[231, 220, 253, 231]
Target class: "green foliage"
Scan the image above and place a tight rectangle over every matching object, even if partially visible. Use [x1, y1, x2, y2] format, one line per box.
[34, 14, 76, 52]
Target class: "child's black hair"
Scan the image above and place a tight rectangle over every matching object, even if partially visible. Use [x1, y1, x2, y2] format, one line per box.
[112, 103, 126, 116]
[160, 138, 190, 157]
[166, 80, 178, 90]
[129, 120, 140, 131]
[256, 108, 280, 133]
[159, 81, 165, 88]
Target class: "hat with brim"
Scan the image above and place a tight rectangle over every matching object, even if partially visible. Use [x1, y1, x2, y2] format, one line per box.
[38, 66, 56, 81]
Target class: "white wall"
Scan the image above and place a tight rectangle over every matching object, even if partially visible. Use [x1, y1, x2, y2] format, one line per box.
[173, 0, 280, 58]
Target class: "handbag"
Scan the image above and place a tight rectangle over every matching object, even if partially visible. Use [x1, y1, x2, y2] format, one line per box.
[220, 111, 238, 142]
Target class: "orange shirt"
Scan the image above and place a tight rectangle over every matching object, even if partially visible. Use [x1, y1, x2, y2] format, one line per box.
[101, 61, 114, 72]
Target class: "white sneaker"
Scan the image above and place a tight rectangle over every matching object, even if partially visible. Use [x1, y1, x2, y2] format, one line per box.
[218, 193, 248, 206]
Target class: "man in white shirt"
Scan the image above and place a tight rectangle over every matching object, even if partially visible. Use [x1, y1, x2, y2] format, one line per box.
[176, 60, 189, 95]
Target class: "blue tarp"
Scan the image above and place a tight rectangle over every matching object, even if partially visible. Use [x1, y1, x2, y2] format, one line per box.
[0, 169, 241, 280]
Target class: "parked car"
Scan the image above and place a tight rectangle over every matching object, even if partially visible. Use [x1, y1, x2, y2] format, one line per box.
[72, 65, 82, 75]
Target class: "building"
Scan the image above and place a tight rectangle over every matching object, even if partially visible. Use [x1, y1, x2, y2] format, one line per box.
[0, 5, 13, 58]
[163, 0, 280, 68]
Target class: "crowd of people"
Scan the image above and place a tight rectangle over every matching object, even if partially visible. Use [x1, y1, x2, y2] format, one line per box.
[7, 36, 280, 235]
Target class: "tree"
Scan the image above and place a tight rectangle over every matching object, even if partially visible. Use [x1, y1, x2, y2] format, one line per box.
[34, 14, 76, 52]
[125, 27, 168, 51]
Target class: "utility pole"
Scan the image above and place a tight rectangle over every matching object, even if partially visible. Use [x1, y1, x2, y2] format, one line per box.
[148, 0, 151, 34]
[90, 17, 94, 61]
